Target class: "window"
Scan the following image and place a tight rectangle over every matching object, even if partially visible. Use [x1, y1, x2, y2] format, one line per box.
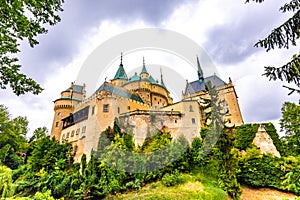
[57, 112, 61, 116]
[62, 134, 65, 139]
[189, 105, 193, 112]
[228, 119, 231, 123]
[66, 132, 70, 138]
[55, 121, 59, 127]
[82, 126, 86, 133]
[76, 128, 80, 135]
[191, 118, 196, 124]
[103, 104, 109, 112]
[175, 120, 177, 123]
[154, 97, 157, 101]
[128, 106, 130, 110]
[223, 101, 229, 113]
[71, 130, 75, 137]
[118, 107, 120, 114]
[92, 106, 95, 115]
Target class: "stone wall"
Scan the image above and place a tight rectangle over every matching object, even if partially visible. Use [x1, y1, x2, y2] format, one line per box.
[253, 125, 281, 157]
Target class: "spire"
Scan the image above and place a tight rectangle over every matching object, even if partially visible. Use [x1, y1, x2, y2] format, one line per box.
[141, 57, 148, 75]
[113, 52, 128, 80]
[120, 52, 123, 66]
[197, 56, 204, 82]
[160, 67, 166, 88]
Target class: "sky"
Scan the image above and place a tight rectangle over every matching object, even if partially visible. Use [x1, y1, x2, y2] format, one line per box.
[0, 0, 299, 137]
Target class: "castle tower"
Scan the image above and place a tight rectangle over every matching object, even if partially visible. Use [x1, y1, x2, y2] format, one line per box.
[50, 82, 85, 140]
[111, 53, 128, 87]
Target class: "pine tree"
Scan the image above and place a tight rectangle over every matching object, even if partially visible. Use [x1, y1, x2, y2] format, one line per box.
[245, 0, 300, 95]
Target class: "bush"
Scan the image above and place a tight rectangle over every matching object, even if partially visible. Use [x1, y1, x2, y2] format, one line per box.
[162, 170, 184, 187]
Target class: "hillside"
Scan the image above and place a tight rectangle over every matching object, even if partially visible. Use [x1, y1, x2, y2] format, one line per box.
[106, 172, 299, 200]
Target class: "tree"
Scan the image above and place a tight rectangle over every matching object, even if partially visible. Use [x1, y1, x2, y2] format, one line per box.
[280, 102, 300, 154]
[1, 0, 65, 95]
[245, 0, 300, 95]
[30, 126, 48, 142]
[201, 82, 241, 199]
[0, 105, 28, 169]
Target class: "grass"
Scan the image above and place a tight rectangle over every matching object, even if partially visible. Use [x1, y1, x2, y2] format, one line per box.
[105, 169, 227, 200]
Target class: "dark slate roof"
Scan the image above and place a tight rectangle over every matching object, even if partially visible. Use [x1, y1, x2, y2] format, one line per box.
[184, 75, 226, 95]
[113, 64, 128, 80]
[95, 83, 143, 103]
[64, 85, 84, 94]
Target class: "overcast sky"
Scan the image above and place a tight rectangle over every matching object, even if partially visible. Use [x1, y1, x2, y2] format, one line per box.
[0, 0, 298, 136]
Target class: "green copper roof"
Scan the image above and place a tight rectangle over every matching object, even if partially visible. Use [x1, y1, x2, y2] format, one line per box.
[113, 64, 128, 80]
[64, 85, 84, 94]
[141, 65, 148, 74]
[127, 73, 141, 83]
[141, 57, 148, 74]
[95, 83, 143, 103]
[148, 75, 156, 84]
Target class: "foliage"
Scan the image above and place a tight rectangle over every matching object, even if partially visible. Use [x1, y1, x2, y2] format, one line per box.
[0, 0, 65, 95]
[29, 127, 48, 142]
[234, 123, 285, 155]
[190, 137, 205, 167]
[162, 170, 184, 187]
[28, 136, 73, 173]
[234, 124, 258, 150]
[0, 165, 15, 198]
[280, 102, 300, 155]
[0, 105, 28, 169]
[245, 0, 300, 95]
[200, 82, 241, 199]
[33, 190, 55, 200]
[238, 146, 300, 195]
[215, 128, 241, 199]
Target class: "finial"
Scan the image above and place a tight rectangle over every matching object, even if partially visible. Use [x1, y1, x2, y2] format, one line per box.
[120, 52, 123, 65]
[143, 56, 145, 67]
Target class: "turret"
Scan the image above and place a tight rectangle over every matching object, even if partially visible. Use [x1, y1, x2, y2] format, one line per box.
[111, 53, 128, 86]
[50, 82, 85, 140]
[140, 57, 149, 79]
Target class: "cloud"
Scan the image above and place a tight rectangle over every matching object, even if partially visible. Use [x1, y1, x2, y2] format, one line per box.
[18, 0, 198, 84]
[203, 1, 288, 64]
[2, 0, 299, 138]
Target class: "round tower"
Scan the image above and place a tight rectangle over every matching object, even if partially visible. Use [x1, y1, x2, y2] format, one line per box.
[50, 82, 85, 140]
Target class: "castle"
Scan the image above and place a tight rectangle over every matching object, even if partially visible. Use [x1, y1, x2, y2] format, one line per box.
[50, 54, 243, 162]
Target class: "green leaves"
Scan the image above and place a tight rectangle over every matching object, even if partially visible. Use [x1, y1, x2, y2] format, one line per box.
[0, 0, 64, 95]
[244, 0, 300, 95]
[280, 102, 300, 155]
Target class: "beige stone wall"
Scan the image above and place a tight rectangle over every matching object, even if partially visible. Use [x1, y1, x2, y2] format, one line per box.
[50, 99, 73, 140]
[253, 125, 281, 157]
[162, 100, 202, 143]
[182, 82, 243, 127]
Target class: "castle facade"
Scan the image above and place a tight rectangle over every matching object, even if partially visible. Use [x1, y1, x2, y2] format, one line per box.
[50, 55, 243, 162]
